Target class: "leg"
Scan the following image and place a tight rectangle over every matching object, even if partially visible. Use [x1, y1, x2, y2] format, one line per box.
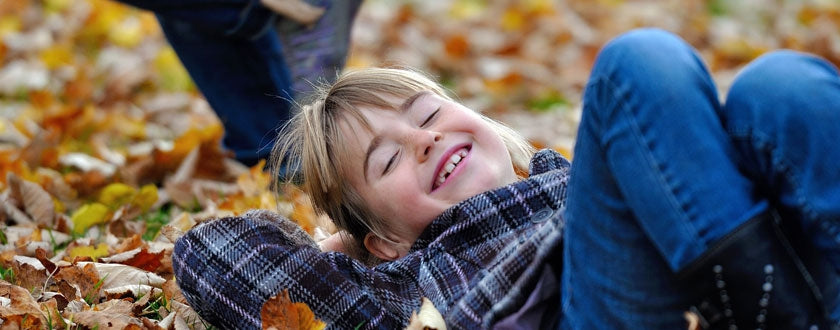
[157, 17, 294, 166]
[561, 28, 767, 328]
[722, 50, 840, 318]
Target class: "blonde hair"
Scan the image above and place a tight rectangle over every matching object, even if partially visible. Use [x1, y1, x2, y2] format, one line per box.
[271, 68, 535, 261]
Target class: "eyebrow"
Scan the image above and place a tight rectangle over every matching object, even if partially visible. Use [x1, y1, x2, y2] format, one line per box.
[363, 91, 431, 182]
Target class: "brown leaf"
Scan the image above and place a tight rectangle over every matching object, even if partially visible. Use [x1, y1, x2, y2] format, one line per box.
[70, 299, 144, 329]
[6, 173, 55, 226]
[11, 256, 47, 292]
[0, 197, 34, 226]
[162, 278, 186, 304]
[100, 247, 164, 272]
[54, 263, 101, 304]
[159, 224, 185, 243]
[35, 247, 57, 274]
[38, 297, 68, 329]
[0, 281, 47, 329]
[113, 234, 145, 254]
[261, 289, 326, 330]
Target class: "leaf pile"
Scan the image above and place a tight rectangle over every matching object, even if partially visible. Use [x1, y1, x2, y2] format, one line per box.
[2, 0, 839, 329]
[0, 0, 322, 328]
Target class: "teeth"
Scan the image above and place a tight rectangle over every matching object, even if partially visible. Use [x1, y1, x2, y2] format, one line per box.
[444, 163, 456, 173]
[435, 148, 468, 188]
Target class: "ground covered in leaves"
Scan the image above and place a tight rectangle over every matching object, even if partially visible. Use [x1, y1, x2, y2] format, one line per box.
[1, 0, 839, 328]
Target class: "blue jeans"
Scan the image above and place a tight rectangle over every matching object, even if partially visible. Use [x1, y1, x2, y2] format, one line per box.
[117, 0, 362, 167]
[117, 0, 292, 166]
[561, 28, 840, 328]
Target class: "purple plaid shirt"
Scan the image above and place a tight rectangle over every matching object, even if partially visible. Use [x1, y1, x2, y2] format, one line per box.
[172, 149, 570, 329]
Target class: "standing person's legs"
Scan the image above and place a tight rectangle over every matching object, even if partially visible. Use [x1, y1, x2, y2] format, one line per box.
[562, 28, 767, 328]
[722, 50, 840, 319]
[157, 17, 293, 166]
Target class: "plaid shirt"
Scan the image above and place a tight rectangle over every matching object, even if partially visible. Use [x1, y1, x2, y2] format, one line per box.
[172, 149, 570, 329]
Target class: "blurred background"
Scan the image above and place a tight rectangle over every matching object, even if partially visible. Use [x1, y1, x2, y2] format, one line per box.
[1, 1, 840, 326]
[3, 0, 840, 165]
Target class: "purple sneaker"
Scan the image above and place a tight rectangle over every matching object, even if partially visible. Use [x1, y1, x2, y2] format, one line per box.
[274, 0, 363, 98]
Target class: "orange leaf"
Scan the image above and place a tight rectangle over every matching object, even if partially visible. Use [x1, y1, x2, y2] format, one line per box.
[444, 34, 470, 58]
[261, 289, 325, 330]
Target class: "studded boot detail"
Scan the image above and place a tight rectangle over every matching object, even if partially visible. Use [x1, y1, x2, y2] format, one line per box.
[677, 211, 838, 329]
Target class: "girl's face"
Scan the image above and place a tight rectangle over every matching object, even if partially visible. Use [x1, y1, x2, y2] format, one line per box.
[339, 92, 517, 259]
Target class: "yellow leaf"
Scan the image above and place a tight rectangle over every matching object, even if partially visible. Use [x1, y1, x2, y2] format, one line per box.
[71, 203, 110, 235]
[82, 0, 131, 40]
[0, 16, 21, 38]
[154, 47, 194, 92]
[108, 16, 142, 48]
[131, 184, 158, 212]
[99, 183, 136, 209]
[449, 0, 485, 20]
[44, 0, 71, 13]
[501, 8, 525, 31]
[68, 243, 110, 261]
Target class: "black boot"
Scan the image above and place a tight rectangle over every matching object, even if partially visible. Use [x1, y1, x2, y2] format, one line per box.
[677, 211, 838, 329]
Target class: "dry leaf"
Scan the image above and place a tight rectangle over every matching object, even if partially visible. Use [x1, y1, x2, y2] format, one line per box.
[405, 297, 447, 330]
[77, 262, 166, 291]
[0, 281, 47, 328]
[261, 289, 326, 330]
[6, 173, 55, 226]
[70, 299, 144, 329]
[38, 296, 68, 329]
[54, 262, 101, 303]
[99, 247, 164, 272]
[162, 278, 186, 304]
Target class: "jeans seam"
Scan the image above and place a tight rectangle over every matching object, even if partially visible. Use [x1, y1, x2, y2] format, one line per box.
[594, 75, 704, 264]
[729, 126, 832, 242]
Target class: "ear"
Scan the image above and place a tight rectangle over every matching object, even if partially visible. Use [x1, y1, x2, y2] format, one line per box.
[364, 233, 401, 261]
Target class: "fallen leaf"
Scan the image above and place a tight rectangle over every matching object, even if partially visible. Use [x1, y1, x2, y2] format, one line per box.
[6, 172, 55, 226]
[261, 289, 326, 330]
[70, 299, 144, 329]
[0, 281, 47, 328]
[70, 202, 110, 235]
[11, 255, 48, 292]
[405, 297, 447, 330]
[54, 262, 101, 303]
[77, 262, 166, 291]
[68, 242, 110, 261]
[99, 247, 164, 272]
[38, 296, 68, 329]
[99, 182, 136, 209]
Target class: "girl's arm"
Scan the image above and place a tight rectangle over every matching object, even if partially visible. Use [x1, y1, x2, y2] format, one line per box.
[171, 210, 419, 329]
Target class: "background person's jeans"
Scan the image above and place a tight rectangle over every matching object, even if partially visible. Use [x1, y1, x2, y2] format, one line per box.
[116, 0, 292, 166]
[561, 28, 840, 328]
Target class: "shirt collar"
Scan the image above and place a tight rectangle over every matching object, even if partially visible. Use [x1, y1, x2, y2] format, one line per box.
[410, 149, 571, 252]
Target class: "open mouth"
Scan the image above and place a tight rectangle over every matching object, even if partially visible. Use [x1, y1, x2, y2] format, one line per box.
[432, 146, 469, 191]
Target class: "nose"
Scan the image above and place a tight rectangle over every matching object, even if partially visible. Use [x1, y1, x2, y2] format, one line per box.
[414, 129, 442, 163]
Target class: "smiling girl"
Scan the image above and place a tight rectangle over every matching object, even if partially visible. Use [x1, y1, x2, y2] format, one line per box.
[172, 28, 840, 329]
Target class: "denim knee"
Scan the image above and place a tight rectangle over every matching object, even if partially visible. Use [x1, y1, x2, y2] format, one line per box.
[590, 28, 700, 80]
[727, 50, 840, 110]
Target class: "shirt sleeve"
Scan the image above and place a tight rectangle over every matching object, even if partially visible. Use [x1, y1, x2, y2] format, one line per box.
[171, 210, 420, 329]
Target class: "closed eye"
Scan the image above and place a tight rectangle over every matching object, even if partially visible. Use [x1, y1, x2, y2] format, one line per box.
[383, 151, 398, 175]
[420, 107, 440, 127]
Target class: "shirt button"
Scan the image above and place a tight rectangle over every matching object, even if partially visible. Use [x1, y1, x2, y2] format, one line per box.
[531, 207, 554, 223]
